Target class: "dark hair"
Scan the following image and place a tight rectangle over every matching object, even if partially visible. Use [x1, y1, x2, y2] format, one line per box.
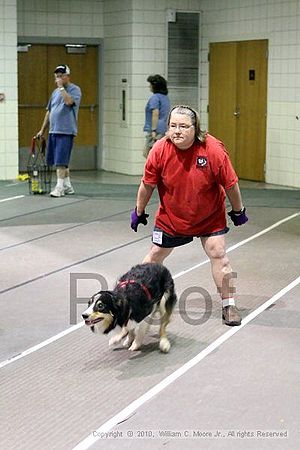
[167, 105, 207, 143]
[147, 74, 168, 95]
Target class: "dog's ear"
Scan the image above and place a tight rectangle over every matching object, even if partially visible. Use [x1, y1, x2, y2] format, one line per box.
[101, 290, 117, 304]
[113, 297, 131, 326]
[96, 291, 122, 315]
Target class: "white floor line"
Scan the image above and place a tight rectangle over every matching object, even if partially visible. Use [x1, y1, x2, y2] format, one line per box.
[0, 323, 84, 369]
[0, 195, 25, 203]
[0, 211, 299, 371]
[4, 182, 22, 187]
[173, 211, 300, 279]
[72, 275, 300, 450]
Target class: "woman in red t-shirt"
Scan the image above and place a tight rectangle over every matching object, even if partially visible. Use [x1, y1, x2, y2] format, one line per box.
[131, 105, 248, 326]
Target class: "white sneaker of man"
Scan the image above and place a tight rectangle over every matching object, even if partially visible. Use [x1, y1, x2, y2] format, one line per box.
[64, 185, 75, 195]
[50, 186, 65, 197]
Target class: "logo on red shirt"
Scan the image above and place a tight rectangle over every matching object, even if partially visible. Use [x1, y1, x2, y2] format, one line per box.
[196, 156, 208, 168]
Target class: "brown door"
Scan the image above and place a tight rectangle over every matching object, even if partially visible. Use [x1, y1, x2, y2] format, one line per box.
[18, 44, 98, 170]
[209, 40, 268, 181]
[18, 45, 48, 150]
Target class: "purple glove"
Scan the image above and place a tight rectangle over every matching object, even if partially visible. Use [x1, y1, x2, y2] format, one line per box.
[228, 207, 248, 226]
[130, 208, 149, 232]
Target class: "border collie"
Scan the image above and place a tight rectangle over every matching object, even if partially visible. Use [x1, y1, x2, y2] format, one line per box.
[82, 263, 177, 353]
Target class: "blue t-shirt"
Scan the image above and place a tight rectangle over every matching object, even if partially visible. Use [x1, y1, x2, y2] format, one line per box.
[143, 93, 170, 134]
[47, 83, 81, 136]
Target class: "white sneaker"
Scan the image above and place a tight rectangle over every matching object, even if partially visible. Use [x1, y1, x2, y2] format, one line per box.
[50, 186, 65, 197]
[64, 185, 75, 195]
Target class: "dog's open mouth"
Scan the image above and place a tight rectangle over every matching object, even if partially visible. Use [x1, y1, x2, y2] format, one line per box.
[84, 317, 104, 326]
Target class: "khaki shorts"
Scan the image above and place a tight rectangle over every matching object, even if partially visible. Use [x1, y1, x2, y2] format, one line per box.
[143, 132, 164, 158]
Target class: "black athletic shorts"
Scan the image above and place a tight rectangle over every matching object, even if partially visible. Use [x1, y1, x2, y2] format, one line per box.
[152, 226, 229, 248]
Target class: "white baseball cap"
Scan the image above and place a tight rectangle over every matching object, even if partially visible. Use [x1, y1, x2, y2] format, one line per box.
[54, 64, 71, 75]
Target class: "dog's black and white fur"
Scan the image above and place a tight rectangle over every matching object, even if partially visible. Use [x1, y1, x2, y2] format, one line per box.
[82, 263, 177, 352]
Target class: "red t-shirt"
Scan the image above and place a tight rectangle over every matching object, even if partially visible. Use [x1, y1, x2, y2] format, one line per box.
[142, 134, 238, 236]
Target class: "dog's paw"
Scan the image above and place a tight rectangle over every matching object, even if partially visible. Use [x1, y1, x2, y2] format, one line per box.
[128, 340, 141, 351]
[159, 337, 171, 353]
[123, 334, 134, 348]
[109, 334, 123, 346]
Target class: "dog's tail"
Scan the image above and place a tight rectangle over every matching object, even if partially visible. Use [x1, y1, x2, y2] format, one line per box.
[164, 288, 177, 315]
[160, 267, 177, 314]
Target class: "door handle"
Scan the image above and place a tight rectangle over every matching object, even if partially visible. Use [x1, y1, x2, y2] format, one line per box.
[233, 108, 240, 117]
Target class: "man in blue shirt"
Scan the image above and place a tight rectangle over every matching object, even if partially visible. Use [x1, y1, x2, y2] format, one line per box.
[37, 64, 82, 197]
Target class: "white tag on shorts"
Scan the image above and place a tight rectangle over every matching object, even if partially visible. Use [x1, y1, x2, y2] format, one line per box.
[152, 230, 163, 245]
